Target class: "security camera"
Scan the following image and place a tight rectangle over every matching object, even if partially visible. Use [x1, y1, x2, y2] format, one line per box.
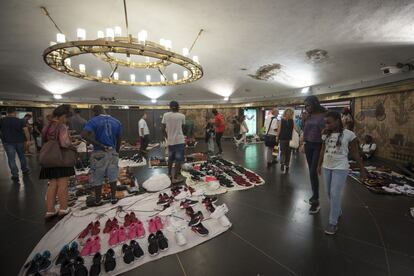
[380, 66, 402, 75]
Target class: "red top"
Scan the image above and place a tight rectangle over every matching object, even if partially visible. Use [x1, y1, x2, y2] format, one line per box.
[214, 113, 225, 133]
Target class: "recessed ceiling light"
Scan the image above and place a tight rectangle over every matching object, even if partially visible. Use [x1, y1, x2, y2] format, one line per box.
[224, 97, 229, 101]
[53, 94, 62, 99]
[151, 99, 157, 103]
[301, 87, 310, 94]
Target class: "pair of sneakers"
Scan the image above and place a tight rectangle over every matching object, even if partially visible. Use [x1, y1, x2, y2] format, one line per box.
[148, 216, 163, 234]
[108, 226, 128, 246]
[122, 240, 144, 264]
[148, 231, 169, 256]
[80, 236, 101, 256]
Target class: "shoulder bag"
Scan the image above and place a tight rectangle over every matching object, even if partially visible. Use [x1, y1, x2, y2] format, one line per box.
[264, 117, 277, 147]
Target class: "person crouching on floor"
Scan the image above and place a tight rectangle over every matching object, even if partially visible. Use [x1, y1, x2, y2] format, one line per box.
[317, 111, 367, 235]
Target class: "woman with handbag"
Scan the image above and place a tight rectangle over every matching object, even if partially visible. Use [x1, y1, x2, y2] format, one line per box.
[264, 107, 279, 168]
[278, 108, 295, 174]
[39, 105, 76, 220]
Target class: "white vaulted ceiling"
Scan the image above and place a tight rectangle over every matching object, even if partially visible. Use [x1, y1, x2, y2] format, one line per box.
[1, 0, 414, 104]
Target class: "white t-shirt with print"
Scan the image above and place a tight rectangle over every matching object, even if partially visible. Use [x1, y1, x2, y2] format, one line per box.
[161, 112, 186, 146]
[138, 118, 149, 137]
[361, 143, 376, 153]
[264, 116, 278, 136]
[322, 129, 356, 170]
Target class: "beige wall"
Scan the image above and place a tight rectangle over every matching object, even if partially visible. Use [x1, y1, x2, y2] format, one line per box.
[354, 90, 414, 163]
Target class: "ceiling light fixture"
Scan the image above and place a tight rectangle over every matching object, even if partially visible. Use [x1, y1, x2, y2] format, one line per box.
[151, 98, 157, 103]
[41, 1, 203, 87]
[53, 94, 62, 100]
[224, 97, 229, 101]
[301, 87, 310, 94]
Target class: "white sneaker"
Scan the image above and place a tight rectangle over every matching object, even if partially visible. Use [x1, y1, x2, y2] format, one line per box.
[175, 230, 187, 246]
[174, 190, 190, 200]
[210, 204, 229, 219]
[218, 215, 232, 227]
[192, 188, 205, 197]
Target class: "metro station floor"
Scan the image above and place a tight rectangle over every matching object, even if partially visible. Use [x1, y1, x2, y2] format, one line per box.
[1, 141, 414, 275]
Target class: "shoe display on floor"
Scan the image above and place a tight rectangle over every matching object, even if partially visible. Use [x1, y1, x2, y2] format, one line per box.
[324, 224, 338, 235]
[148, 233, 159, 256]
[191, 222, 209, 236]
[309, 203, 320, 214]
[122, 244, 135, 264]
[74, 256, 88, 276]
[180, 199, 198, 209]
[188, 211, 204, 226]
[130, 240, 144, 259]
[89, 252, 102, 276]
[156, 230, 169, 251]
[175, 230, 187, 246]
[154, 216, 163, 230]
[103, 249, 116, 272]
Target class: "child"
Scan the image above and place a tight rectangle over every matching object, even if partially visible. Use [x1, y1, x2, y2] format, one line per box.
[317, 111, 366, 235]
[360, 135, 376, 160]
[205, 120, 215, 155]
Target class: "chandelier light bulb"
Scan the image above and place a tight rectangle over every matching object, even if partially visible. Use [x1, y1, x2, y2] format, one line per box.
[146, 75, 151, 82]
[130, 74, 136, 82]
[151, 99, 157, 103]
[160, 75, 165, 82]
[159, 38, 166, 47]
[193, 56, 199, 64]
[97, 30, 104, 38]
[113, 72, 119, 80]
[138, 30, 148, 44]
[106, 28, 115, 40]
[182, 48, 189, 57]
[49, 41, 56, 46]
[65, 58, 71, 67]
[173, 73, 178, 81]
[97, 70, 102, 78]
[165, 40, 172, 50]
[77, 28, 86, 40]
[79, 64, 86, 73]
[56, 33, 66, 43]
[114, 26, 122, 37]
[183, 70, 189, 78]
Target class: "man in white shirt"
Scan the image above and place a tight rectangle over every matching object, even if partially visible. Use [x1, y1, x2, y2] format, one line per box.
[138, 113, 150, 152]
[264, 107, 279, 168]
[161, 101, 186, 184]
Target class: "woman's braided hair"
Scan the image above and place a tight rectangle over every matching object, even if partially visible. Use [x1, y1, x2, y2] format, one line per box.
[324, 111, 344, 148]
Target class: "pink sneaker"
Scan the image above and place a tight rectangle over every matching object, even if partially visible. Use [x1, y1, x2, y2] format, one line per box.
[128, 223, 137, 240]
[148, 219, 157, 234]
[90, 236, 101, 254]
[136, 220, 145, 238]
[129, 212, 138, 224]
[118, 226, 127, 243]
[108, 228, 119, 246]
[80, 237, 93, 256]
[154, 216, 163, 230]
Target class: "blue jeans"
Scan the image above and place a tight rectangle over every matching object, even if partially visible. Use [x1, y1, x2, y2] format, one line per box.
[3, 143, 28, 177]
[90, 150, 119, 186]
[168, 143, 185, 162]
[323, 168, 348, 225]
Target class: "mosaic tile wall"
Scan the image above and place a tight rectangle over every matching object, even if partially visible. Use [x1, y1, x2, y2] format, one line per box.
[354, 90, 414, 163]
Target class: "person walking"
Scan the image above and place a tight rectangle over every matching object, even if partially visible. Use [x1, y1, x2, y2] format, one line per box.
[23, 113, 33, 155]
[138, 112, 150, 152]
[33, 116, 44, 152]
[300, 96, 326, 214]
[69, 109, 87, 135]
[278, 108, 295, 174]
[205, 119, 215, 155]
[212, 109, 225, 155]
[0, 107, 31, 181]
[317, 111, 366, 235]
[162, 101, 186, 184]
[232, 115, 241, 140]
[81, 105, 122, 206]
[234, 115, 248, 146]
[263, 107, 279, 168]
[40, 105, 75, 219]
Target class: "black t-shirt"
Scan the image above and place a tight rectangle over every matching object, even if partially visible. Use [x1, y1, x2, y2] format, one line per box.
[33, 121, 43, 137]
[0, 116, 26, 143]
[279, 119, 294, 141]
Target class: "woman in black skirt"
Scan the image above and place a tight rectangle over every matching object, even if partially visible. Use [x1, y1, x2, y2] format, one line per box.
[40, 105, 75, 220]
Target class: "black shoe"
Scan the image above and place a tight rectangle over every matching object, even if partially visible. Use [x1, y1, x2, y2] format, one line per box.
[156, 230, 169, 251]
[130, 240, 144, 259]
[11, 176, 19, 182]
[122, 244, 134, 264]
[308, 196, 318, 205]
[89, 253, 101, 276]
[110, 197, 119, 204]
[191, 222, 209, 236]
[309, 203, 320, 214]
[55, 245, 69, 265]
[103, 249, 116, 272]
[324, 224, 338, 235]
[74, 257, 88, 276]
[148, 234, 159, 256]
[60, 259, 73, 276]
[22, 169, 31, 175]
[188, 211, 204, 227]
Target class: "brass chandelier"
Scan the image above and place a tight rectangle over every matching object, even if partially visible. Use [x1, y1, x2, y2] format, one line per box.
[42, 1, 203, 87]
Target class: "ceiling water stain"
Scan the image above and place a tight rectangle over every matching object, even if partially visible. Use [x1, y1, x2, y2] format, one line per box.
[306, 49, 329, 63]
[248, 63, 282, 81]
